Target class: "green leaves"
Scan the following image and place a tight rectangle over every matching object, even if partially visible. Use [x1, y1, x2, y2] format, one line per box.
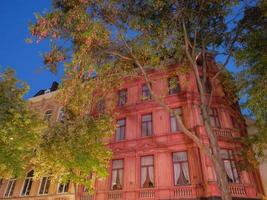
[0, 68, 46, 178]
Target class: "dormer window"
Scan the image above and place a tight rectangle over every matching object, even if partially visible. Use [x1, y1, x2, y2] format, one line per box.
[44, 110, 53, 121]
[44, 89, 51, 94]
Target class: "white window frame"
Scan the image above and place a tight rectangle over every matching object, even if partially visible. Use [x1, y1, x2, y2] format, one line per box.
[38, 176, 51, 195]
[20, 170, 34, 196]
[57, 182, 69, 194]
[57, 107, 64, 122]
[4, 179, 16, 197]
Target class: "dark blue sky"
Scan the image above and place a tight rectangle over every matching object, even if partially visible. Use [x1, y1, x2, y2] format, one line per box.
[0, 0, 63, 99]
[0, 1, 239, 99]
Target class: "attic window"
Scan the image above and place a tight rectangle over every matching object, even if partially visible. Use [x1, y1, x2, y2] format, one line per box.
[44, 89, 51, 94]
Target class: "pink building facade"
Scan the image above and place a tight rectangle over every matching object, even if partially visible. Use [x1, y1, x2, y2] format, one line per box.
[77, 63, 265, 200]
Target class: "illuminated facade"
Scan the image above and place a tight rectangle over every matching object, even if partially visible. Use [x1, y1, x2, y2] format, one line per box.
[0, 59, 265, 200]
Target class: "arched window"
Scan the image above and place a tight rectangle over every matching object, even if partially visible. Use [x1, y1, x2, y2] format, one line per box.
[57, 108, 65, 122]
[21, 170, 34, 196]
[44, 110, 53, 121]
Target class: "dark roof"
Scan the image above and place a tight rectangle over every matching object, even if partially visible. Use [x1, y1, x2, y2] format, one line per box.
[33, 81, 59, 97]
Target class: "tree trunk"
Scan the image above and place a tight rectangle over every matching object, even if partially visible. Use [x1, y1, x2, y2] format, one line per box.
[202, 105, 232, 200]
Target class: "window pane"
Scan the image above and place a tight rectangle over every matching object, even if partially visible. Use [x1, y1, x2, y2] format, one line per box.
[141, 156, 154, 188]
[168, 77, 181, 95]
[116, 119, 125, 141]
[142, 84, 151, 100]
[173, 152, 190, 185]
[170, 108, 182, 132]
[142, 114, 152, 122]
[173, 152, 188, 162]
[141, 156, 153, 166]
[5, 179, 16, 197]
[39, 177, 51, 194]
[58, 108, 64, 122]
[111, 160, 123, 190]
[113, 160, 123, 169]
[118, 89, 127, 106]
[142, 114, 152, 136]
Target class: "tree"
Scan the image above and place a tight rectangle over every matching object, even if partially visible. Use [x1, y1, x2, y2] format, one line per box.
[235, 0, 267, 164]
[30, 1, 250, 199]
[33, 72, 117, 192]
[0, 68, 45, 178]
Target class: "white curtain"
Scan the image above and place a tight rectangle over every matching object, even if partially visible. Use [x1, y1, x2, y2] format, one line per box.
[182, 163, 190, 184]
[149, 166, 154, 183]
[224, 161, 234, 182]
[111, 170, 117, 188]
[174, 163, 181, 185]
[141, 168, 147, 186]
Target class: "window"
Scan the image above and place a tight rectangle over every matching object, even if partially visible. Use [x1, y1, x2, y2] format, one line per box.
[209, 108, 220, 128]
[141, 156, 154, 188]
[168, 76, 181, 95]
[221, 149, 239, 183]
[97, 98, 105, 113]
[142, 84, 151, 100]
[205, 78, 212, 93]
[4, 179, 16, 197]
[118, 89, 127, 106]
[116, 119, 126, 141]
[173, 152, 190, 185]
[111, 160, 124, 190]
[39, 176, 51, 195]
[199, 76, 212, 94]
[58, 182, 69, 193]
[231, 116, 240, 129]
[170, 108, 183, 132]
[21, 170, 34, 196]
[44, 110, 52, 121]
[57, 108, 65, 122]
[141, 114, 153, 136]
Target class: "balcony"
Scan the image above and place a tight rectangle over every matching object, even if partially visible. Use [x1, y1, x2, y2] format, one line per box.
[0, 194, 74, 200]
[80, 194, 93, 200]
[229, 184, 246, 197]
[172, 185, 196, 199]
[108, 191, 123, 200]
[139, 189, 155, 199]
[213, 128, 232, 138]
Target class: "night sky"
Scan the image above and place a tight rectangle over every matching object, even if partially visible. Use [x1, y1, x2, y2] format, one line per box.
[0, 0, 64, 99]
[0, 1, 239, 99]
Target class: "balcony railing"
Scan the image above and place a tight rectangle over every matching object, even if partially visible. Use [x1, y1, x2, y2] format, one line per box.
[213, 128, 232, 138]
[173, 185, 196, 198]
[108, 191, 122, 200]
[0, 194, 74, 200]
[229, 184, 246, 197]
[139, 189, 155, 199]
[80, 194, 93, 200]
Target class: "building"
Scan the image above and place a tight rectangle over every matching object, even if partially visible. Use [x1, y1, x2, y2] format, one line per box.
[0, 59, 265, 200]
